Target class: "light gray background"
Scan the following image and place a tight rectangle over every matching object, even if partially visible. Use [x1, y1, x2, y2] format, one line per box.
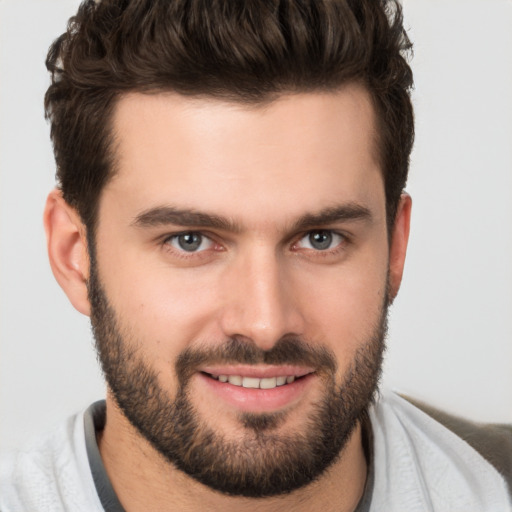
[1, 0, 511, 453]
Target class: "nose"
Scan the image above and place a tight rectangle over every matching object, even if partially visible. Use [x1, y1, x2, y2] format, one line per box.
[218, 246, 305, 351]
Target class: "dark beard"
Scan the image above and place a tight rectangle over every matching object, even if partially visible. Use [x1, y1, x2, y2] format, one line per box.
[88, 256, 387, 497]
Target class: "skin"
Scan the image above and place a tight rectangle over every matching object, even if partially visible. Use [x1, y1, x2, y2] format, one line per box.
[44, 84, 411, 512]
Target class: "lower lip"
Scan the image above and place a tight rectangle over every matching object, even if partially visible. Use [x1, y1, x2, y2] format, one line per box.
[196, 372, 315, 413]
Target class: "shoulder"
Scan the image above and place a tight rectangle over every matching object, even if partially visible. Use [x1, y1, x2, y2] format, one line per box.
[401, 393, 512, 491]
[0, 410, 103, 512]
[368, 390, 512, 510]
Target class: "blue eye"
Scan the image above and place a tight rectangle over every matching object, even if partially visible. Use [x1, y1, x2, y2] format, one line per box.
[167, 232, 213, 252]
[297, 230, 344, 251]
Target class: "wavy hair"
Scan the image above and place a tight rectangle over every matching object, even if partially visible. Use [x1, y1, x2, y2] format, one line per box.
[45, 0, 414, 232]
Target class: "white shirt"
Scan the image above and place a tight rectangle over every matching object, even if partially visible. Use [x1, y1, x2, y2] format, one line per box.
[1, 390, 510, 511]
[368, 391, 511, 511]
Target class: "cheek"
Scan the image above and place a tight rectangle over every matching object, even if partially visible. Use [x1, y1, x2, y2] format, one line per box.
[296, 255, 388, 365]
[98, 250, 225, 362]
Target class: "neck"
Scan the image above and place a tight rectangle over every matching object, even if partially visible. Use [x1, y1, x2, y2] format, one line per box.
[98, 396, 368, 512]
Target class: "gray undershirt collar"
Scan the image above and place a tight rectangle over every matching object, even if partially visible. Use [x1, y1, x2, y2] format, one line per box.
[84, 401, 126, 512]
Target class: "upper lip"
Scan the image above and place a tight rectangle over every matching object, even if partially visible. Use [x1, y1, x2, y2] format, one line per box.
[199, 365, 315, 378]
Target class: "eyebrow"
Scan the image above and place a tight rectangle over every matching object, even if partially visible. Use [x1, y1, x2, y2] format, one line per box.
[132, 203, 372, 232]
[291, 203, 372, 231]
[132, 206, 241, 232]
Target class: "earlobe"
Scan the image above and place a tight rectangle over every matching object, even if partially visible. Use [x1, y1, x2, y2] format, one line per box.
[388, 193, 412, 302]
[44, 189, 91, 316]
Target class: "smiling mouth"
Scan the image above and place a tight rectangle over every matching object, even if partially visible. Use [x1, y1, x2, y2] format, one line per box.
[202, 372, 308, 390]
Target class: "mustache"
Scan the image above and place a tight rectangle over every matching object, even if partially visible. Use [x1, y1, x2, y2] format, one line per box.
[175, 336, 337, 383]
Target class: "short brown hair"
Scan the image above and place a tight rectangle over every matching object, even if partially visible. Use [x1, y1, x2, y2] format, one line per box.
[45, 0, 414, 233]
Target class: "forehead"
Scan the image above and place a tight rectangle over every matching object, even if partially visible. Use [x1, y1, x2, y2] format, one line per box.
[104, 86, 384, 228]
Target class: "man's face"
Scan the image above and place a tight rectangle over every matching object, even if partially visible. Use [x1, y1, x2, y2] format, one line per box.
[89, 86, 393, 496]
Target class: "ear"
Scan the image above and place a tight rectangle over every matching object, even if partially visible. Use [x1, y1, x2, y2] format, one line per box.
[44, 189, 91, 316]
[388, 193, 412, 302]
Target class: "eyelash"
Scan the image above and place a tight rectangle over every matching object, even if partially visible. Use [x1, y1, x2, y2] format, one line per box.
[161, 229, 351, 259]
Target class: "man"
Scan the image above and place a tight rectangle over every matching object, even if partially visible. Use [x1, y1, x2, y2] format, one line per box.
[1, 0, 511, 511]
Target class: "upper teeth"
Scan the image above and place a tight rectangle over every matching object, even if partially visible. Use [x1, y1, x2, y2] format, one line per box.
[211, 374, 296, 389]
